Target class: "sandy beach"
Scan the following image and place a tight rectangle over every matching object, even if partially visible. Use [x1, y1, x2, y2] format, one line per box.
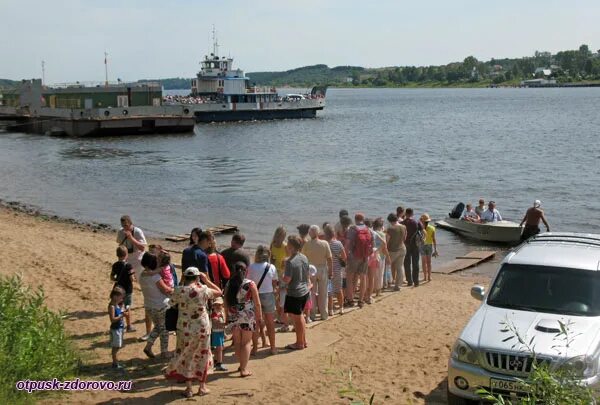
[0, 207, 490, 404]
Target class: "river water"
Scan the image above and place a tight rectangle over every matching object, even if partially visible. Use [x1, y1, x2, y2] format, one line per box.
[1, 88, 599, 275]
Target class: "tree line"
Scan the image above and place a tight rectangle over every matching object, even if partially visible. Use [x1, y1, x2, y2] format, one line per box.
[2, 45, 599, 90]
[247, 44, 600, 87]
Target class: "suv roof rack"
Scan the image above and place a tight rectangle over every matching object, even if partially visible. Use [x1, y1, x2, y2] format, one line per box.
[528, 232, 600, 247]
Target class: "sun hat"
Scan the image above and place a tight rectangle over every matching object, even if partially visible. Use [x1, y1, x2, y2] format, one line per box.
[420, 213, 432, 222]
[213, 297, 224, 305]
[534, 200, 541, 208]
[184, 267, 200, 277]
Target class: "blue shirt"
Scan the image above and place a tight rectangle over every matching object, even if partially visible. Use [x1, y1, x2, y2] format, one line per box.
[111, 304, 124, 330]
[181, 245, 210, 274]
[481, 209, 502, 222]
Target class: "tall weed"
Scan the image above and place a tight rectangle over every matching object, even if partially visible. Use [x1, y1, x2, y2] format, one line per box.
[0, 275, 79, 403]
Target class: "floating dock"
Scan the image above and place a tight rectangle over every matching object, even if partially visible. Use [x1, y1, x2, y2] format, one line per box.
[433, 251, 496, 274]
[165, 224, 239, 242]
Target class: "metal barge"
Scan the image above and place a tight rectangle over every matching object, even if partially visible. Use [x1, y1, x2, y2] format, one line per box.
[0, 36, 326, 136]
[0, 80, 194, 137]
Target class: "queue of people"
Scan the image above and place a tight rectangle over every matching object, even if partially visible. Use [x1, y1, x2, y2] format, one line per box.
[108, 208, 439, 398]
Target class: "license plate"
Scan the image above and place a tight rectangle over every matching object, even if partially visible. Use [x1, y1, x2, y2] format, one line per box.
[490, 378, 530, 394]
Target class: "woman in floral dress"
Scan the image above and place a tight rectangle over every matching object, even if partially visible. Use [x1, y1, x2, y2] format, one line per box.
[164, 267, 222, 398]
[225, 261, 262, 377]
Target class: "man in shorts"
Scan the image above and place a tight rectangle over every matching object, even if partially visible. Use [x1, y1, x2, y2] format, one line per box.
[519, 200, 550, 240]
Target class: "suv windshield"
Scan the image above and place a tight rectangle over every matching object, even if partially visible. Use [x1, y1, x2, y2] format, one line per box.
[487, 264, 600, 316]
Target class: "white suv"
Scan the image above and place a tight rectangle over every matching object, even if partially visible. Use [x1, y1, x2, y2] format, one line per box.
[448, 233, 600, 404]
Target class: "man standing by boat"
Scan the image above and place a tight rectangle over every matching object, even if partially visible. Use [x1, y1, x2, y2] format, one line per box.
[519, 200, 550, 240]
[481, 201, 502, 222]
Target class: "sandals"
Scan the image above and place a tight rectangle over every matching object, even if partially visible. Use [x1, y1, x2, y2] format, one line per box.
[181, 389, 193, 399]
[285, 344, 303, 351]
[240, 370, 253, 378]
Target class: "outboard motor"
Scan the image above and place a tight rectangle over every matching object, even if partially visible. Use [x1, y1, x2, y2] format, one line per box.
[449, 202, 465, 219]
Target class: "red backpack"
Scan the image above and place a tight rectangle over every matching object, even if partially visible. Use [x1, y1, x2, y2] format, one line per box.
[353, 226, 373, 260]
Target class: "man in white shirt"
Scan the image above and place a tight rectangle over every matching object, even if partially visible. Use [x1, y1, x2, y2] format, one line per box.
[461, 204, 481, 222]
[117, 215, 147, 279]
[481, 201, 502, 222]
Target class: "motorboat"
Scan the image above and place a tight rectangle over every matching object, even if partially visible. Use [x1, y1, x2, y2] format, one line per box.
[436, 203, 523, 243]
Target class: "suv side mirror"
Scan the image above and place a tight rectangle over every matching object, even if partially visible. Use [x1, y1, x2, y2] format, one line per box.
[471, 285, 485, 301]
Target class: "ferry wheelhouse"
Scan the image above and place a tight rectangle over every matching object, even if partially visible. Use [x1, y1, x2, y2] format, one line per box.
[191, 53, 279, 104]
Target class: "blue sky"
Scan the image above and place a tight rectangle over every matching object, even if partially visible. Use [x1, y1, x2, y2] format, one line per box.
[1, 0, 599, 83]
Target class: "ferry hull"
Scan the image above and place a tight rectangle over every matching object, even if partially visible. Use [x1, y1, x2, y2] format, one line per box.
[2, 115, 195, 137]
[194, 107, 320, 123]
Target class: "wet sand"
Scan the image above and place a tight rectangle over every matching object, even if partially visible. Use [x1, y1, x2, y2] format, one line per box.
[0, 207, 491, 404]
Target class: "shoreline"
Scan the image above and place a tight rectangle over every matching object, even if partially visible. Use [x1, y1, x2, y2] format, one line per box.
[0, 197, 115, 233]
[0, 204, 489, 404]
[0, 195, 504, 275]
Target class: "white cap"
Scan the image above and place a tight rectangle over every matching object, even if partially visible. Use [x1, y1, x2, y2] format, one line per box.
[534, 200, 541, 208]
[184, 267, 200, 277]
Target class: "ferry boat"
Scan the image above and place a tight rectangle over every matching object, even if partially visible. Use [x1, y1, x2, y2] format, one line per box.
[0, 35, 325, 136]
[164, 39, 327, 122]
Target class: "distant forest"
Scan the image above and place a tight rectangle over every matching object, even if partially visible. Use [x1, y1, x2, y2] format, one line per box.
[2, 45, 599, 90]
[242, 44, 600, 88]
[130, 44, 600, 88]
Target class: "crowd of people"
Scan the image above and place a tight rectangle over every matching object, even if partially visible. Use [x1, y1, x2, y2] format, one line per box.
[162, 95, 214, 104]
[108, 208, 441, 397]
[107, 198, 553, 397]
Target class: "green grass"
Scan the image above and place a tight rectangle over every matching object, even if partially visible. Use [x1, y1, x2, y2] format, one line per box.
[0, 275, 80, 404]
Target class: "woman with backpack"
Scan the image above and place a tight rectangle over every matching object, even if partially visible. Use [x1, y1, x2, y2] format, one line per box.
[345, 213, 373, 308]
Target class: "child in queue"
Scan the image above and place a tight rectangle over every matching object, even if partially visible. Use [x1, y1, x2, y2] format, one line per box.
[144, 247, 175, 288]
[304, 265, 317, 323]
[111, 245, 136, 332]
[108, 286, 128, 369]
[211, 297, 228, 371]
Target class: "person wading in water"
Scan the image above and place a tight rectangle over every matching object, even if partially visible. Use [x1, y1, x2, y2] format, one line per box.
[519, 200, 550, 241]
